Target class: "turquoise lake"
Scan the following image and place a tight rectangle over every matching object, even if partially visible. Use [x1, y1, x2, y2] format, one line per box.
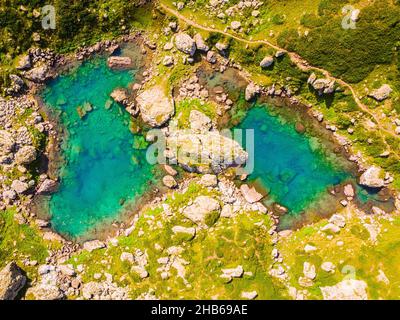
[42, 56, 154, 238]
[237, 106, 349, 215]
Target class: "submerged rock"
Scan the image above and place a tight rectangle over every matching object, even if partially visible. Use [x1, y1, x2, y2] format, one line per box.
[14, 146, 37, 165]
[136, 85, 174, 127]
[166, 131, 248, 174]
[0, 262, 26, 300]
[107, 56, 132, 70]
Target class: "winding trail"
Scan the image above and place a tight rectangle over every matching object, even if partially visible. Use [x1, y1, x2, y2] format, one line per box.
[160, 3, 400, 157]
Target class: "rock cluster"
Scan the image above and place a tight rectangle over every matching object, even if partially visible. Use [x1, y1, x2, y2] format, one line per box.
[307, 73, 335, 95]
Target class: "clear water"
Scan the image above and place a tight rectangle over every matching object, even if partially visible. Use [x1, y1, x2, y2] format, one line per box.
[41, 57, 154, 238]
[237, 106, 349, 214]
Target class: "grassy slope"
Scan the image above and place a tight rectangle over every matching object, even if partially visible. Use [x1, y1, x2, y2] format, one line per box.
[68, 182, 287, 299]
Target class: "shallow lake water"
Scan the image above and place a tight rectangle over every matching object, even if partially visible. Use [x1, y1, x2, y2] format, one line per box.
[237, 106, 349, 215]
[41, 54, 155, 238]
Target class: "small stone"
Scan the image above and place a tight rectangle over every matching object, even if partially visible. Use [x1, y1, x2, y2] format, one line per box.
[304, 244, 317, 253]
[162, 175, 177, 189]
[303, 262, 316, 280]
[321, 262, 335, 273]
[321, 223, 340, 234]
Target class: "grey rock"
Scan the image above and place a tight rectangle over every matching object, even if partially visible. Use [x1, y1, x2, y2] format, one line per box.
[368, 84, 392, 102]
[175, 33, 196, 56]
[189, 110, 212, 133]
[320, 279, 368, 300]
[14, 146, 37, 165]
[359, 166, 385, 188]
[0, 262, 26, 300]
[136, 85, 174, 127]
[24, 65, 50, 83]
[16, 54, 32, 70]
[36, 179, 58, 195]
[193, 33, 209, 52]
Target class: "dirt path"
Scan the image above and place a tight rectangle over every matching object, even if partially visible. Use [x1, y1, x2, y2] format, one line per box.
[160, 3, 400, 157]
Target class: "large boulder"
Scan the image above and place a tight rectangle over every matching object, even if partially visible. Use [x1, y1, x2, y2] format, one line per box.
[359, 166, 385, 188]
[166, 131, 248, 174]
[136, 85, 174, 127]
[26, 265, 63, 300]
[307, 73, 335, 95]
[259, 56, 274, 68]
[24, 65, 50, 83]
[368, 84, 392, 102]
[193, 33, 209, 52]
[183, 195, 221, 226]
[0, 130, 15, 155]
[0, 262, 26, 300]
[175, 33, 196, 56]
[320, 279, 368, 300]
[14, 146, 37, 165]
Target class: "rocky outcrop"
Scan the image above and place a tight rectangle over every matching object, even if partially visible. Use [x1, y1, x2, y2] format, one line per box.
[368, 84, 392, 102]
[36, 179, 58, 195]
[359, 166, 385, 188]
[166, 130, 248, 174]
[162, 175, 177, 189]
[175, 33, 196, 56]
[183, 195, 221, 226]
[307, 73, 335, 95]
[14, 145, 37, 165]
[23, 65, 51, 83]
[26, 265, 64, 300]
[83, 240, 106, 252]
[136, 85, 174, 127]
[320, 279, 368, 300]
[0, 262, 26, 300]
[110, 88, 129, 104]
[107, 56, 132, 70]
[240, 184, 263, 203]
[245, 83, 260, 101]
